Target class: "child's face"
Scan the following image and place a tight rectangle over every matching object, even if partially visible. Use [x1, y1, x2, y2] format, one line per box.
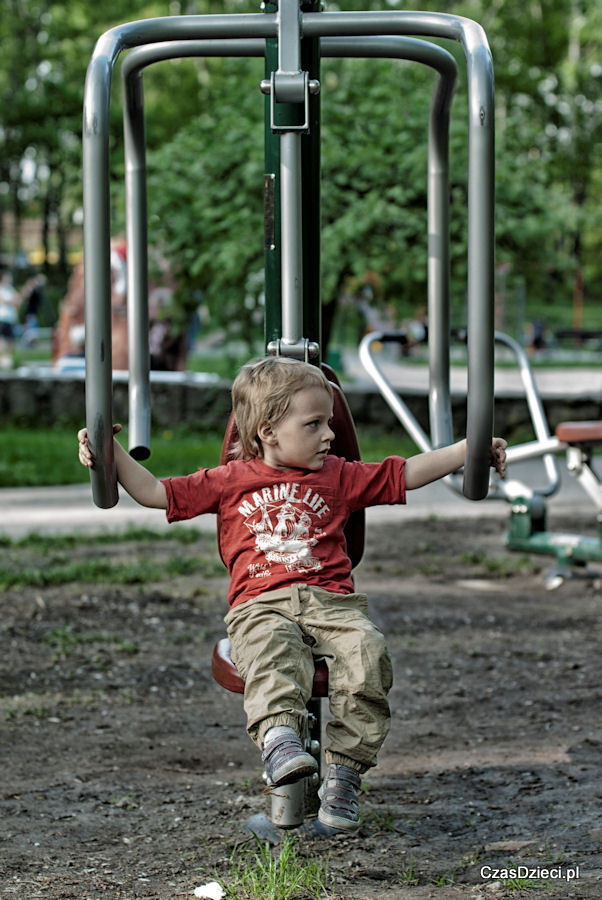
[260, 386, 335, 471]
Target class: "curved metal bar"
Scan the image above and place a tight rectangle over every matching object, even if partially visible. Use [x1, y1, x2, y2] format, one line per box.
[494, 331, 561, 497]
[83, 16, 276, 507]
[359, 331, 465, 495]
[121, 34, 456, 464]
[122, 61, 149, 461]
[359, 330, 566, 502]
[85, 9, 492, 506]
[304, 11, 495, 499]
[359, 331, 433, 454]
[323, 37, 457, 451]
[121, 40, 266, 461]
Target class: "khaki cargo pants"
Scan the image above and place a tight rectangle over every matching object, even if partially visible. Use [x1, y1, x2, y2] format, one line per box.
[224, 584, 393, 773]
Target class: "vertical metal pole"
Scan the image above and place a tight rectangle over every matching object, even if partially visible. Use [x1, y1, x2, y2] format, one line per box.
[270, 781, 305, 828]
[305, 696, 322, 815]
[280, 132, 303, 346]
[278, 0, 303, 350]
[301, 4, 321, 351]
[303, 11, 495, 498]
[427, 68, 454, 449]
[264, 0, 321, 358]
[83, 49, 118, 509]
[123, 67, 151, 461]
[264, 14, 281, 350]
[464, 35, 495, 499]
[278, 0, 301, 72]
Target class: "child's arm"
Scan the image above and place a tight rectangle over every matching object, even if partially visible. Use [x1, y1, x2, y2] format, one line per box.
[78, 424, 167, 509]
[404, 437, 506, 490]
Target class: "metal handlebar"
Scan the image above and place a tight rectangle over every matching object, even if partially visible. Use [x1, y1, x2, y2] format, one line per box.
[305, 11, 495, 499]
[83, 6, 494, 507]
[121, 34, 457, 466]
[83, 15, 276, 508]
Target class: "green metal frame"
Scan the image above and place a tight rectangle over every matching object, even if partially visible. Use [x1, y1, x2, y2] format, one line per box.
[507, 496, 602, 571]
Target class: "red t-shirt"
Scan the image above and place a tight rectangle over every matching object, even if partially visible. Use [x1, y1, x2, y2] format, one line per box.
[162, 454, 406, 608]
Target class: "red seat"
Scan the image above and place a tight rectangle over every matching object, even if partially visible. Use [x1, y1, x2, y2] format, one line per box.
[211, 636, 330, 698]
[555, 421, 602, 446]
[213, 362, 364, 699]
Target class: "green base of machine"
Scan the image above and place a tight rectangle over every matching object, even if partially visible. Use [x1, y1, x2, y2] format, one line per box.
[506, 494, 602, 582]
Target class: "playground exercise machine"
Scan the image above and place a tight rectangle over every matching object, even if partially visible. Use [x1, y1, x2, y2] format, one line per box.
[361, 326, 602, 588]
[83, 1, 496, 832]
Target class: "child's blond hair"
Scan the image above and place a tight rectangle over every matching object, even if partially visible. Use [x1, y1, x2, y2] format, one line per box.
[231, 356, 333, 460]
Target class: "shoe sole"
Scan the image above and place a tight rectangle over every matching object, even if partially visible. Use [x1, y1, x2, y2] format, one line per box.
[269, 755, 318, 787]
[317, 809, 360, 832]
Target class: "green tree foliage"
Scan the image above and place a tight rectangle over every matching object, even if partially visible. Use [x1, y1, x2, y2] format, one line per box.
[0, 0, 203, 271]
[1, 0, 600, 345]
[320, 58, 438, 311]
[463, 0, 602, 323]
[145, 56, 265, 340]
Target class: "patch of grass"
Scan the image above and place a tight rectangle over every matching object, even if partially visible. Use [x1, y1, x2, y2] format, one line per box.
[356, 425, 419, 462]
[1, 526, 205, 550]
[2, 689, 103, 720]
[483, 554, 535, 576]
[219, 834, 331, 900]
[111, 794, 138, 810]
[187, 348, 261, 380]
[459, 549, 535, 577]
[4, 699, 52, 720]
[416, 560, 444, 576]
[43, 625, 140, 661]
[0, 528, 223, 590]
[0, 423, 418, 488]
[0, 555, 221, 590]
[501, 874, 546, 891]
[0, 425, 225, 487]
[362, 806, 400, 832]
[434, 848, 483, 888]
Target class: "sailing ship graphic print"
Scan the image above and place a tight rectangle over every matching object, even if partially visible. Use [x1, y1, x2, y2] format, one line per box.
[237, 481, 330, 580]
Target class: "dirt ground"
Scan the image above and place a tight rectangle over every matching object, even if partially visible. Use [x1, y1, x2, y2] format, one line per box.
[1, 513, 601, 900]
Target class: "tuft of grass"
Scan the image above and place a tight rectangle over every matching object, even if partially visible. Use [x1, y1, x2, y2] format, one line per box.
[399, 857, 419, 885]
[362, 806, 400, 833]
[501, 875, 546, 891]
[458, 549, 535, 577]
[496, 863, 547, 892]
[2, 689, 102, 720]
[219, 833, 331, 900]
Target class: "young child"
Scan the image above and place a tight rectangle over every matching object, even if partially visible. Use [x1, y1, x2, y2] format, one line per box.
[78, 356, 506, 833]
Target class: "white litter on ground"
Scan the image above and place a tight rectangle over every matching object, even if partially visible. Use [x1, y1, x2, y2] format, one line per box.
[193, 881, 225, 899]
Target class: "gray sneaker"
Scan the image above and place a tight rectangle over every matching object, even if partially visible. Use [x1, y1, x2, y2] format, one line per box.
[261, 728, 318, 786]
[318, 764, 361, 832]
